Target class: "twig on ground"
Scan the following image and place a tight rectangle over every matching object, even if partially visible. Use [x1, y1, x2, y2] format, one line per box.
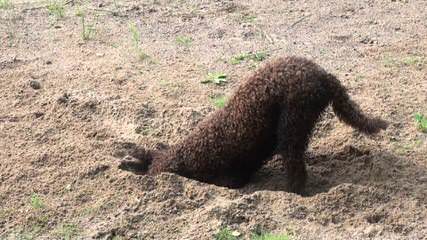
[288, 14, 313, 30]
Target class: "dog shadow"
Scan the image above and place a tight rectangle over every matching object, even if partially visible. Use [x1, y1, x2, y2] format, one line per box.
[241, 145, 426, 197]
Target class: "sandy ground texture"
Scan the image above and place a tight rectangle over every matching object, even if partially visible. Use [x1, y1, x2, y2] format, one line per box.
[1, 0, 427, 239]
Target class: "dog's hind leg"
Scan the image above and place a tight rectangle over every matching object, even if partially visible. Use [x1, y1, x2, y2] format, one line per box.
[275, 109, 313, 195]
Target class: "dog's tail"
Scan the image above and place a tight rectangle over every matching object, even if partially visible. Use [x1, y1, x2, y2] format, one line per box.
[326, 74, 388, 134]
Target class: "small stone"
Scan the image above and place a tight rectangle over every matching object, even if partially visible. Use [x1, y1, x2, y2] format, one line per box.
[364, 225, 379, 237]
[45, 60, 52, 65]
[34, 112, 44, 118]
[418, 176, 427, 183]
[57, 93, 70, 104]
[231, 231, 241, 237]
[29, 80, 41, 89]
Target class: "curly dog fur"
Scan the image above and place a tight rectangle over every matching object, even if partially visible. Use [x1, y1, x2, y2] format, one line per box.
[119, 56, 388, 194]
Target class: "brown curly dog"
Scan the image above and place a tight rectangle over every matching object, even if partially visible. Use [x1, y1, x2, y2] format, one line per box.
[119, 56, 388, 194]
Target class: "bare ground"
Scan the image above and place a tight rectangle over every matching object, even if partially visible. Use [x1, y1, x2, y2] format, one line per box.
[1, 0, 426, 239]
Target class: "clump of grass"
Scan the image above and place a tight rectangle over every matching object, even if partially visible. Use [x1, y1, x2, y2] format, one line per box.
[230, 51, 268, 65]
[251, 52, 268, 62]
[56, 223, 79, 240]
[251, 232, 291, 240]
[402, 55, 424, 66]
[30, 194, 45, 209]
[211, 95, 228, 108]
[76, 8, 95, 40]
[383, 54, 425, 68]
[415, 113, 427, 133]
[129, 22, 140, 45]
[0, 0, 12, 9]
[214, 227, 239, 240]
[230, 53, 249, 65]
[176, 35, 193, 47]
[47, 1, 65, 19]
[202, 73, 227, 85]
[240, 13, 257, 23]
[129, 22, 150, 61]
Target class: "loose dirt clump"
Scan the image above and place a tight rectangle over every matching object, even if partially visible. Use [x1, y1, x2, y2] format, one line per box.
[1, 0, 426, 239]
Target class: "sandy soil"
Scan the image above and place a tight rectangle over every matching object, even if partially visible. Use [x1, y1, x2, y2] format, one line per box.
[1, 0, 426, 239]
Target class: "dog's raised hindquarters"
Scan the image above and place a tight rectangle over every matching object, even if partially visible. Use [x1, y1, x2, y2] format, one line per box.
[119, 56, 388, 194]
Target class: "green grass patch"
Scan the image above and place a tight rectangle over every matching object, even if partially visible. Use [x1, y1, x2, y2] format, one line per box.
[211, 95, 228, 108]
[202, 73, 228, 85]
[240, 13, 257, 23]
[402, 55, 424, 66]
[415, 113, 427, 133]
[76, 8, 95, 40]
[251, 232, 291, 240]
[30, 194, 45, 209]
[230, 53, 249, 65]
[129, 22, 141, 46]
[129, 22, 150, 61]
[214, 227, 239, 240]
[0, 0, 12, 9]
[175, 36, 193, 47]
[47, 1, 65, 19]
[383, 54, 425, 68]
[230, 51, 268, 65]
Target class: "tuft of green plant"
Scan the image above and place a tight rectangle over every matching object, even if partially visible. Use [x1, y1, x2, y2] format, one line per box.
[0, 0, 12, 9]
[47, 1, 65, 19]
[230, 51, 268, 65]
[211, 95, 228, 109]
[76, 8, 95, 40]
[214, 227, 239, 240]
[402, 55, 424, 66]
[176, 35, 193, 47]
[251, 52, 267, 62]
[202, 73, 227, 85]
[30, 194, 45, 209]
[415, 113, 427, 133]
[129, 22, 141, 46]
[56, 223, 79, 240]
[230, 53, 249, 65]
[251, 232, 291, 240]
[383, 54, 425, 68]
[240, 13, 257, 23]
[319, 48, 327, 55]
[129, 22, 150, 61]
